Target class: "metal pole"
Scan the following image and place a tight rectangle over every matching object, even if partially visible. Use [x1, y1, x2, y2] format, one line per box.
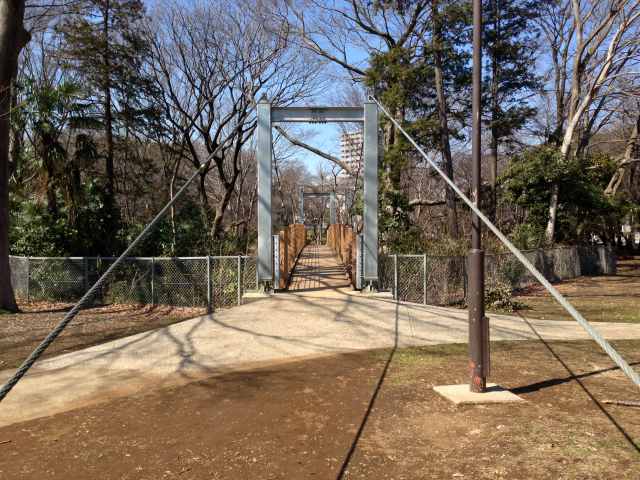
[469, 0, 488, 393]
[83, 257, 89, 292]
[206, 256, 212, 313]
[151, 257, 156, 306]
[273, 234, 281, 289]
[26, 257, 30, 303]
[370, 96, 640, 388]
[423, 254, 427, 305]
[237, 256, 242, 306]
[393, 254, 398, 300]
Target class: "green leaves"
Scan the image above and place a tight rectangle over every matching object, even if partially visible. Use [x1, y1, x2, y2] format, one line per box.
[501, 145, 626, 244]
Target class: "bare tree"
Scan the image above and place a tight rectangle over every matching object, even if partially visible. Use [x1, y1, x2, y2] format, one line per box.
[540, 0, 640, 244]
[605, 103, 640, 198]
[146, 0, 318, 244]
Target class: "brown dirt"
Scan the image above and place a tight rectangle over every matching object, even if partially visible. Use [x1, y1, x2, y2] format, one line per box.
[1, 339, 638, 479]
[512, 257, 640, 323]
[0, 302, 206, 369]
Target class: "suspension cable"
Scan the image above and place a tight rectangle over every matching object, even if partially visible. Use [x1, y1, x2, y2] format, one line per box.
[0, 159, 213, 403]
[369, 95, 640, 389]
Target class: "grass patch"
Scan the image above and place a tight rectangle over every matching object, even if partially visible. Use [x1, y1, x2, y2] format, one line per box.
[511, 257, 640, 323]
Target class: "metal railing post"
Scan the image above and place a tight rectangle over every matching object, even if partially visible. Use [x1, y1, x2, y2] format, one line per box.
[151, 257, 156, 306]
[273, 234, 281, 289]
[237, 256, 242, 306]
[26, 257, 30, 303]
[83, 257, 89, 292]
[423, 254, 427, 305]
[393, 254, 398, 300]
[207, 256, 212, 313]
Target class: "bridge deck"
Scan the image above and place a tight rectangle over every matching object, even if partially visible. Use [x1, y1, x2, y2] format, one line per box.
[288, 244, 351, 292]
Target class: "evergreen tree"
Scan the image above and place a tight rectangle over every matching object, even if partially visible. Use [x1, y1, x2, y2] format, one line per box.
[483, 0, 541, 219]
[56, 0, 151, 229]
[365, 0, 471, 243]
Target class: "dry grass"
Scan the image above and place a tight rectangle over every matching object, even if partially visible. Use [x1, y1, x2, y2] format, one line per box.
[511, 257, 640, 323]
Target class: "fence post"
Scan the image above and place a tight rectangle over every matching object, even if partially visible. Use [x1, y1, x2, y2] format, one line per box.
[83, 257, 89, 292]
[393, 254, 398, 300]
[26, 257, 30, 303]
[237, 256, 242, 306]
[423, 254, 427, 305]
[273, 234, 281, 289]
[356, 234, 364, 290]
[207, 256, 212, 313]
[151, 257, 156, 306]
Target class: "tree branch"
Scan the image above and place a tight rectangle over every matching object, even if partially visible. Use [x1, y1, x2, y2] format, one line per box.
[274, 125, 355, 176]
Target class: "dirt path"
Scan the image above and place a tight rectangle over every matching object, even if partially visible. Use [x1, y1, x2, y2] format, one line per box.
[1, 340, 638, 479]
[3, 286, 640, 428]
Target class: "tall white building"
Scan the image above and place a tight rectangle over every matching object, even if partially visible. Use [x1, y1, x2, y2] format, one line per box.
[339, 130, 363, 177]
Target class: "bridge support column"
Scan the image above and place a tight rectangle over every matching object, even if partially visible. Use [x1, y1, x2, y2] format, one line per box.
[257, 97, 273, 288]
[298, 185, 305, 224]
[329, 192, 337, 225]
[363, 100, 378, 286]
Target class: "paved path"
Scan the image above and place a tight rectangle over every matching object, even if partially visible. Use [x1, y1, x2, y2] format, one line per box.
[2, 245, 640, 427]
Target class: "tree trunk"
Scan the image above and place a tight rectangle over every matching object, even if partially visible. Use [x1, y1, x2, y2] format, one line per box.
[0, 0, 29, 311]
[487, 0, 500, 221]
[212, 184, 236, 242]
[41, 131, 59, 216]
[169, 156, 181, 255]
[605, 113, 640, 198]
[198, 169, 212, 243]
[102, 1, 115, 205]
[8, 70, 20, 178]
[432, 0, 459, 239]
[544, 182, 559, 245]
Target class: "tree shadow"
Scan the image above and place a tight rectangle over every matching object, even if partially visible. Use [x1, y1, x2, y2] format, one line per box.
[513, 312, 640, 454]
[335, 295, 400, 479]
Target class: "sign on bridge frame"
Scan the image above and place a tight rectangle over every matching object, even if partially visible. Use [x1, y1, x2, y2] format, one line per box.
[256, 97, 379, 287]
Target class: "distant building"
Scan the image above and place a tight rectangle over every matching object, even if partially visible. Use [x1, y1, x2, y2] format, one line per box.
[340, 130, 363, 177]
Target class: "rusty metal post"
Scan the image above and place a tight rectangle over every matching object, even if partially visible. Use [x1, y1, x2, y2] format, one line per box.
[469, 0, 489, 393]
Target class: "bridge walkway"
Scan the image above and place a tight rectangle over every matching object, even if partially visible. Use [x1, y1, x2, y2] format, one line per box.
[288, 244, 351, 292]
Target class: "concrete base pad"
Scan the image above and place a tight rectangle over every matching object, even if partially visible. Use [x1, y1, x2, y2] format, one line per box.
[433, 383, 525, 405]
[241, 291, 271, 304]
[361, 290, 393, 299]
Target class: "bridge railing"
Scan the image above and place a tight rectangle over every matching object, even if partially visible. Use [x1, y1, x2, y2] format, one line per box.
[326, 224, 358, 288]
[276, 223, 306, 289]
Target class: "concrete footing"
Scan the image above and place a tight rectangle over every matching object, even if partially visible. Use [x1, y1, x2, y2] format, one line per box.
[433, 383, 525, 405]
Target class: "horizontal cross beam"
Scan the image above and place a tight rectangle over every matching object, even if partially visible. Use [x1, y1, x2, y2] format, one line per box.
[272, 106, 364, 123]
[302, 192, 331, 197]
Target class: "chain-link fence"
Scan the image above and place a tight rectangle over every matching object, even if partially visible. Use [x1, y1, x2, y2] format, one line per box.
[9, 255, 259, 310]
[8, 256, 29, 299]
[380, 245, 616, 306]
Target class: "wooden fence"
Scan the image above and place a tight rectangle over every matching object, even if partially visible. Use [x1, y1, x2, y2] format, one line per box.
[326, 224, 358, 288]
[277, 223, 306, 289]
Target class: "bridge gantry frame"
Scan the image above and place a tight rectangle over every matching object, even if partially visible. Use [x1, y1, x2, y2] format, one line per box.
[256, 99, 379, 290]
